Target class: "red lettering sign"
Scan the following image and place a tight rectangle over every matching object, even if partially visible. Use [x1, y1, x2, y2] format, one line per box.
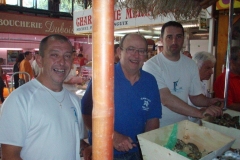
[114, 9, 121, 20]
[76, 15, 92, 27]
[125, 8, 151, 19]
[126, 8, 133, 19]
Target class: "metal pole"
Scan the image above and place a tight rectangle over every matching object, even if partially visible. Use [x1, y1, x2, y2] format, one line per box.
[207, 6, 215, 94]
[224, 0, 234, 110]
[92, 0, 114, 159]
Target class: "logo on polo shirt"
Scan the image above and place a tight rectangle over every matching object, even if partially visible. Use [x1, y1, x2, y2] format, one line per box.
[141, 97, 151, 111]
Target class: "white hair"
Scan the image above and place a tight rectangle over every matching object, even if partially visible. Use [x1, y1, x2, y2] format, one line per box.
[193, 51, 216, 69]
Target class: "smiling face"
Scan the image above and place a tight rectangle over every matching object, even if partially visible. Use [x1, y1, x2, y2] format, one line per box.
[118, 34, 147, 75]
[199, 60, 214, 81]
[37, 37, 73, 91]
[161, 26, 184, 60]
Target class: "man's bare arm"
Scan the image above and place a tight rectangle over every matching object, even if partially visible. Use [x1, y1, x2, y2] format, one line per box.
[145, 118, 159, 132]
[160, 88, 222, 118]
[189, 94, 223, 108]
[1, 144, 22, 160]
[160, 88, 203, 118]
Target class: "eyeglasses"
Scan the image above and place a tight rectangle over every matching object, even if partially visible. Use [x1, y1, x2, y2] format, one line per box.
[120, 47, 147, 56]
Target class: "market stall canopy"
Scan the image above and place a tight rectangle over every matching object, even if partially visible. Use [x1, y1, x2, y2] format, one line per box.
[72, 0, 218, 11]
[73, 0, 216, 35]
[117, 0, 218, 19]
[72, 0, 218, 19]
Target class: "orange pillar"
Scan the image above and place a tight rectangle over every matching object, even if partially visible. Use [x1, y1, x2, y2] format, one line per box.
[92, 0, 114, 159]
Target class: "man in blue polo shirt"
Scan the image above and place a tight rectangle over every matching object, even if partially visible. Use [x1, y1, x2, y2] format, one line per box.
[81, 33, 162, 160]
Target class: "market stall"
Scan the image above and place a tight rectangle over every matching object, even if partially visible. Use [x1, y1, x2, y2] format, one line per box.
[73, 0, 239, 159]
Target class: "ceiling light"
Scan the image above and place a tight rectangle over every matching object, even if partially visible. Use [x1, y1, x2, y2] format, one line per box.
[153, 27, 162, 30]
[183, 24, 199, 28]
[114, 29, 145, 34]
[144, 35, 153, 38]
[114, 33, 125, 37]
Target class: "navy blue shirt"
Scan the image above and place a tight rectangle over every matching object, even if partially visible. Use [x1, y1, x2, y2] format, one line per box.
[81, 63, 162, 156]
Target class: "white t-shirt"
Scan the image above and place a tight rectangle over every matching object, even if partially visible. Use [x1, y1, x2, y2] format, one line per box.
[0, 79, 84, 160]
[188, 80, 207, 107]
[142, 53, 202, 127]
[31, 59, 40, 77]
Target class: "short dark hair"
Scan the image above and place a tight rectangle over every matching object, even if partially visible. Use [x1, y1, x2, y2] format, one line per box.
[39, 34, 72, 57]
[119, 33, 148, 50]
[160, 21, 184, 38]
[24, 51, 32, 57]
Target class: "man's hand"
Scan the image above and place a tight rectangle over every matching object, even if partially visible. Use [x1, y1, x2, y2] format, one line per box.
[200, 105, 223, 118]
[82, 146, 92, 160]
[113, 131, 136, 152]
[208, 98, 224, 108]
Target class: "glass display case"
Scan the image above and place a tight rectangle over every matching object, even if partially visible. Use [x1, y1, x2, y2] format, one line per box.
[7, 50, 22, 65]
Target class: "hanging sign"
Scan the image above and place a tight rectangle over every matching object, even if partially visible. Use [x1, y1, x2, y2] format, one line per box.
[73, 4, 177, 34]
[0, 12, 78, 37]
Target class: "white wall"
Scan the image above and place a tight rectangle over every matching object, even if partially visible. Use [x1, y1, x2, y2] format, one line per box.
[190, 39, 209, 57]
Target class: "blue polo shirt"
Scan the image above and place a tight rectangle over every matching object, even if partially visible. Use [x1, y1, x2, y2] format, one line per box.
[81, 63, 162, 156]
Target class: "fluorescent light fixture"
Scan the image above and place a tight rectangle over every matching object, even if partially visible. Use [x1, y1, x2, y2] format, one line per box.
[114, 29, 144, 34]
[114, 33, 125, 37]
[153, 27, 162, 30]
[144, 35, 153, 38]
[183, 24, 199, 28]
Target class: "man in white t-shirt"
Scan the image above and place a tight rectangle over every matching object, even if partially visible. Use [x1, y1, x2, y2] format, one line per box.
[0, 34, 85, 160]
[142, 21, 223, 127]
